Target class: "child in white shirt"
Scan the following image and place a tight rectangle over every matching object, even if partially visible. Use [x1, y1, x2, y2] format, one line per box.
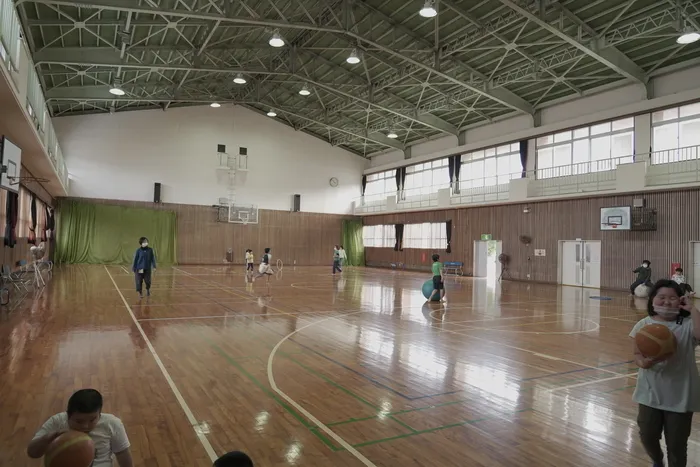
[672, 267, 694, 295]
[629, 280, 700, 467]
[27, 389, 133, 467]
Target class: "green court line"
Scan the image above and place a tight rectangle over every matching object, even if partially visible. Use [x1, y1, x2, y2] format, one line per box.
[211, 345, 312, 430]
[351, 408, 533, 449]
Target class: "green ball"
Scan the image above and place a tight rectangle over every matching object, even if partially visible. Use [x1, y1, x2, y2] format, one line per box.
[422, 279, 440, 301]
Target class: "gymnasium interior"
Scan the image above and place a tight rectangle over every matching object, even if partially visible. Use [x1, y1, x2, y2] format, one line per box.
[1, 0, 700, 465]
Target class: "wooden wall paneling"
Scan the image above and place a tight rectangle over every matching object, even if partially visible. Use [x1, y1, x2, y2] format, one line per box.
[364, 187, 700, 290]
[64, 198, 356, 265]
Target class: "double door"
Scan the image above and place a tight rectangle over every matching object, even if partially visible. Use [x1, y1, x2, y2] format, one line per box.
[561, 240, 601, 288]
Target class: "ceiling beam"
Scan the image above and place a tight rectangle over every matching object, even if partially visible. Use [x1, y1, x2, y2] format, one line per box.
[356, 0, 533, 115]
[34, 49, 459, 136]
[21, 0, 533, 116]
[497, 0, 647, 84]
[16, 0, 339, 32]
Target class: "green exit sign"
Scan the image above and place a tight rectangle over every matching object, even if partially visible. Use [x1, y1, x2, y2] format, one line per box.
[481, 234, 492, 240]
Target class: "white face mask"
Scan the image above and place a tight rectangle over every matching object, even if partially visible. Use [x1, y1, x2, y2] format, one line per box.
[653, 306, 679, 319]
[141, 242, 148, 248]
[642, 263, 648, 268]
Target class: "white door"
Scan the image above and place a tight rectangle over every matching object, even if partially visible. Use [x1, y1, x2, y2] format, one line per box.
[561, 241, 583, 286]
[561, 240, 601, 288]
[693, 243, 700, 293]
[583, 241, 601, 288]
[473, 241, 488, 277]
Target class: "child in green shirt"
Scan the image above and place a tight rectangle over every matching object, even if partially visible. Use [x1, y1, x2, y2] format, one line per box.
[429, 254, 445, 302]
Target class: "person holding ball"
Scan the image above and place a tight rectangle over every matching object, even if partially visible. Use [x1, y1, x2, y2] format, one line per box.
[27, 389, 133, 467]
[629, 280, 700, 467]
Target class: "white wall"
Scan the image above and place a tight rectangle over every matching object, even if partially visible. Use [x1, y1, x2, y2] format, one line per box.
[368, 64, 700, 172]
[55, 105, 368, 214]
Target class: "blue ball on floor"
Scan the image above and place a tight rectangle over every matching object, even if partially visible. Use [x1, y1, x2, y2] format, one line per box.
[422, 279, 440, 301]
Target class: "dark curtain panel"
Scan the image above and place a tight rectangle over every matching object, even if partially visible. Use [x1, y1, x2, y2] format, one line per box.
[4, 191, 18, 248]
[46, 206, 55, 239]
[400, 167, 407, 200]
[361, 175, 367, 196]
[395, 168, 402, 191]
[449, 155, 462, 193]
[394, 223, 404, 251]
[519, 140, 528, 178]
[29, 194, 37, 244]
[446, 219, 452, 253]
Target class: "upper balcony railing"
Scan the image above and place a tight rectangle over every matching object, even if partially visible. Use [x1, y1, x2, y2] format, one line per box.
[0, 0, 69, 191]
[354, 147, 700, 215]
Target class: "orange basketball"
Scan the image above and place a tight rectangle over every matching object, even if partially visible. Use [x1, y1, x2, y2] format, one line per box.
[635, 323, 677, 359]
[44, 431, 95, 467]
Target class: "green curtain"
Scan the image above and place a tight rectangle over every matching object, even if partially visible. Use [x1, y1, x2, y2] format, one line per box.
[55, 200, 177, 265]
[342, 219, 364, 266]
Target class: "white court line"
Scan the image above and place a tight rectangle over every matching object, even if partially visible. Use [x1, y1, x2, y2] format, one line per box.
[267, 311, 377, 467]
[121, 266, 130, 274]
[172, 266, 193, 276]
[138, 311, 324, 322]
[545, 372, 639, 392]
[104, 265, 218, 462]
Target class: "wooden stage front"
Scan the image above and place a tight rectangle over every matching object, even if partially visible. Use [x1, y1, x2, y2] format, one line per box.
[1, 265, 698, 466]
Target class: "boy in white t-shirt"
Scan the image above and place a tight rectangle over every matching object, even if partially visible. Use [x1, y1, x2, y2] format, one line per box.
[245, 249, 254, 272]
[27, 389, 133, 467]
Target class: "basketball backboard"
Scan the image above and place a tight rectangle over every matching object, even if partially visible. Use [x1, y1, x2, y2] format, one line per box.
[0, 136, 21, 193]
[600, 206, 631, 230]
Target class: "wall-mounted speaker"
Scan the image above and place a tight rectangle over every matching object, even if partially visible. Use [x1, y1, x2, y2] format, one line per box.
[292, 194, 301, 212]
[239, 147, 247, 156]
[217, 144, 226, 153]
[154, 182, 162, 203]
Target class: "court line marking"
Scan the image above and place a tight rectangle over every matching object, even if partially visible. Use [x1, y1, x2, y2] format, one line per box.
[120, 266, 130, 274]
[401, 326, 628, 377]
[267, 311, 377, 467]
[545, 372, 638, 392]
[104, 265, 218, 462]
[137, 311, 328, 322]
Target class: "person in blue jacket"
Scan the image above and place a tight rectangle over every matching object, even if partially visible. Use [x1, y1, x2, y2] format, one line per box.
[133, 236, 156, 298]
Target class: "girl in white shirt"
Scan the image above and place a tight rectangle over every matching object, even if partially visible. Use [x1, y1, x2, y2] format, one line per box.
[339, 245, 348, 267]
[245, 249, 254, 271]
[630, 280, 700, 467]
[672, 267, 693, 295]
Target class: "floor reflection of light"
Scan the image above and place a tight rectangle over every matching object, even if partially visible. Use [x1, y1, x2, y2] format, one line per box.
[583, 401, 612, 434]
[404, 344, 447, 381]
[377, 399, 392, 420]
[284, 440, 303, 465]
[459, 363, 520, 402]
[255, 411, 270, 433]
[359, 329, 394, 359]
[360, 284, 395, 313]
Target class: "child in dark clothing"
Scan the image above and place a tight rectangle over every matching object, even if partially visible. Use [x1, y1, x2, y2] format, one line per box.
[213, 451, 253, 467]
[133, 236, 156, 298]
[631, 260, 652, 295]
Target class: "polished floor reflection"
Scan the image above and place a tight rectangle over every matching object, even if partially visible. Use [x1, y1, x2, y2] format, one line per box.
[1, 265, 698, 466]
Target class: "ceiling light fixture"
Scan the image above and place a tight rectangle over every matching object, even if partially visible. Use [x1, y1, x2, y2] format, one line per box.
[387, 130, 398, 139]
[267, 110, 277, 117]
[233, 73, 246, 84]
[419, 0, 438, 18]
[210, 102, 221, 108]
[677, 26, 700, 44]
[109, 79, 125, 96]
[299, 84, 311, 96]
[269, 31, 284, 48]
[346, 48, 361, 64]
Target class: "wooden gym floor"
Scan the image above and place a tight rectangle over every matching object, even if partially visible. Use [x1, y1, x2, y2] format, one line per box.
[2, 265, 700, 467]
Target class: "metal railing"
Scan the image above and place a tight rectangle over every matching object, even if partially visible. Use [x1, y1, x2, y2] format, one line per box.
[646, 145, 700, 187]
[0, 0, 20, 71]
[536, 155, 634, 179]
[0, 4, 69, 193]
[649, 145, 700, 165]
